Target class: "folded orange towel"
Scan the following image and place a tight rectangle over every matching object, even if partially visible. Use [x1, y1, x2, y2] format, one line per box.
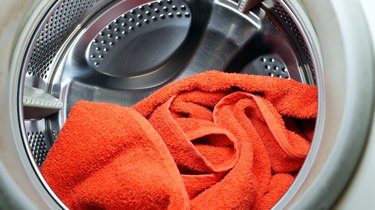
[41, 71, 317, 209]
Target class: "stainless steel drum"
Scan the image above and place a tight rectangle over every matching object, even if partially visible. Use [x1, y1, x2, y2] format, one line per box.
[0, 0, 374, 209]
[23, 0, 319, 168]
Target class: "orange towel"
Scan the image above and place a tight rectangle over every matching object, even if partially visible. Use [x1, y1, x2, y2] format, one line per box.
[41, 71, 317, 209]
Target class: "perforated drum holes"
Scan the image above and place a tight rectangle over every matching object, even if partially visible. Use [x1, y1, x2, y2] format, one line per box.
[26, 0, 102, 79]
[88, 0, 191, 74]
[27, 131, 48, 166]
[260, 56, 290, 78]
[272, 2, 315, 80]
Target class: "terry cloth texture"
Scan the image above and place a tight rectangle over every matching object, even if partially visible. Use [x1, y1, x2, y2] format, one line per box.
[41, 71, 317, 210]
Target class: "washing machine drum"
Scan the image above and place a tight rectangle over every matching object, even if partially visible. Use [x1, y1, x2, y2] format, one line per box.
[0, 0, 374, 209]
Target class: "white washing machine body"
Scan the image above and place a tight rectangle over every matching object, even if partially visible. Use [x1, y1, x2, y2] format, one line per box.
[333, 2, 375, 209]
[0, 0, 374, 209]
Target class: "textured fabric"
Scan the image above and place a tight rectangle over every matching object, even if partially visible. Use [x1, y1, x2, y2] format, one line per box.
[41, 71, 317, 209]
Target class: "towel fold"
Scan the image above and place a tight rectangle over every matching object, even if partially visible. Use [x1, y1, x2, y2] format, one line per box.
[41, 71, 317, 209]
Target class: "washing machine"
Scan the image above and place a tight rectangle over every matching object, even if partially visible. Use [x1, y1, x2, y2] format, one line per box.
[0, 0, 374, 209]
